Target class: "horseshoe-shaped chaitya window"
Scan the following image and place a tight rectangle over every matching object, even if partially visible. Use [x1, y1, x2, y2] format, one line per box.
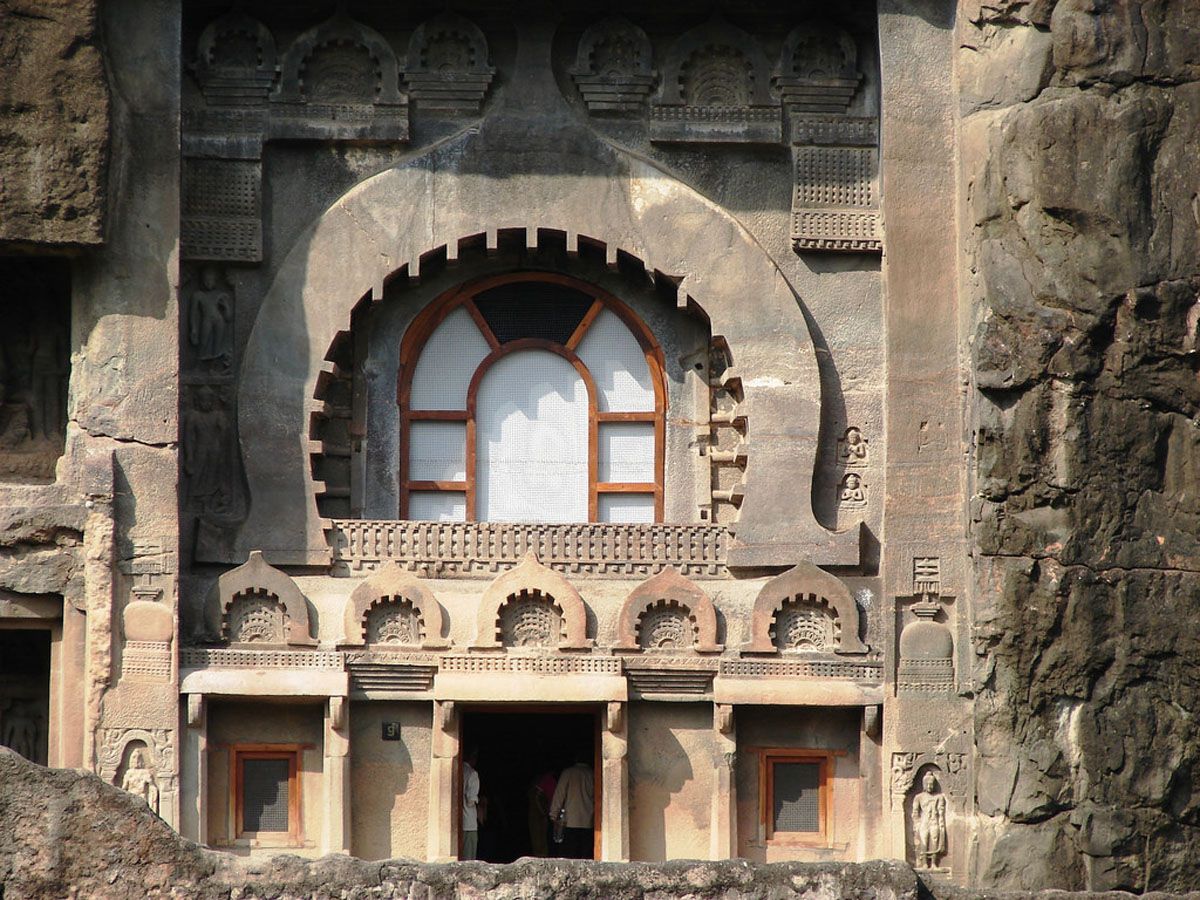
[398, 273, 666, 523]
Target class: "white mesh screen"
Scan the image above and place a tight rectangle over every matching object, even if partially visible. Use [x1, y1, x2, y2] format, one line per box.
[477, 350, 589, 522]
[598, 422, 655, 483]
[575, 309, 655, 412]
[409, 307, 491, 410]
[408, 491, 466, 522]
[409, 421, 467, 481]
[598, 493, 655, 523]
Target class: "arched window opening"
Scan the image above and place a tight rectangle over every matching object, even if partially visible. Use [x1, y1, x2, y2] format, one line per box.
[399, 273, 665, 523]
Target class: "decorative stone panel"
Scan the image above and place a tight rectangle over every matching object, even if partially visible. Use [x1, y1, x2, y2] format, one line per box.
[181, 158, 262, 262]
[206, 550, 316, 647]
[272, 9, 407, 142]
[744, 561, 867, 655]
[342, 562, 448, 649]
[404, 13, 495, 113]
[570, 17, 655, 114]
[791, 145, 881, 253]
[329, 520, 730, 578]
[614, 567, 722, 653]
[650, 18, 780, 144]
[772, 23, 862, 115]
[473, 552, 591, 650]
[193, 9, 277, 106]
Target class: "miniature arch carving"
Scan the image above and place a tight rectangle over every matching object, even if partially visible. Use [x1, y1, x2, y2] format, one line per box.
[277, 9, 402, 103]
[473, 552, 591, 650]
[207, 550, 316, 646]
[615, 567, 721, 653]
[657, 17, 776, 108]
[343, 562, 448, 648]
[744, 561, 866, 655]
[571, 16, 654, 79]
[405, 12, 494, 77]
[195, 9, 277, 79]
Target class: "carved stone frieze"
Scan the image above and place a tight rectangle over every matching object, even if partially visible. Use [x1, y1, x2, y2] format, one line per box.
[182, 158, 262, 262]
[792, 145, 881, 254]
[404, 13, 495, 113]
[720, 657, 882, 682]
[330, 520, 730, 578]
[570, 17, 655, 114]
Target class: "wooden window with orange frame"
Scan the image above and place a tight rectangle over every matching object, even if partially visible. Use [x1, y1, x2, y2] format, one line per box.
[758, 749, 833, 844]
[231, 744, 303, 845]
[397, 272, 667, 523]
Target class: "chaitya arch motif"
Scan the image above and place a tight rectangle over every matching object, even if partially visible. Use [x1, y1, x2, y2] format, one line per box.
[472, 552, 591, 650]
[206, 550, 315, 646]
[744, 561, 867, 655]
[342, 562, 449, 649]
[614, 567, 721, 653]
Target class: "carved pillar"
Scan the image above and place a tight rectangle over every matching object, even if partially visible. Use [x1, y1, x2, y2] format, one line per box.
[600, 701, 629, 862]
[428, 699, 459, 862]
[323, 696, 351, 854]
[181, 694, 207, 844]
[710, 703, 737, 859]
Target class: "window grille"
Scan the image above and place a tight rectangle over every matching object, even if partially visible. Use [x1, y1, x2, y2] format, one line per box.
[772, 761, 821, 833]
[474, 281, 593, 344]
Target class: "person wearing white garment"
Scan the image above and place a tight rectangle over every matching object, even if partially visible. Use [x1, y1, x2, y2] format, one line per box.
[461, 746, 485, 860]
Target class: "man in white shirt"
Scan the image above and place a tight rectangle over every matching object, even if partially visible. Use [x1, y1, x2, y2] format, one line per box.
[462, 746, 484, 860]
[549, 749, 594, 859]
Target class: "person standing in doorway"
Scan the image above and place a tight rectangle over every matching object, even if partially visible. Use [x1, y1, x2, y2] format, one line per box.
[549, 748, 594, 859]
[462, 746, 486, 860]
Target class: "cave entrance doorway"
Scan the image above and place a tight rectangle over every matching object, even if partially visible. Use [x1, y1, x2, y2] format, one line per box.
[0, 628, 51, 765]
[458, 706, 600, 862]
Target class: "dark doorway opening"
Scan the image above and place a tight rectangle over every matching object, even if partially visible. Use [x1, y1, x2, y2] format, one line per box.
[0, 629, 51, 764]
[460, 707, 598, 863]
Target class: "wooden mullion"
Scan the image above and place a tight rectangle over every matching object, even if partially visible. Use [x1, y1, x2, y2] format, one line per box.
[408, 480, 467, 492]
[464, 298, 501, 350]
[596, 483, 657, 493]
[566, 298, 605, 351]
[408, 409, 470, 421]
[596, 410, 656, 422]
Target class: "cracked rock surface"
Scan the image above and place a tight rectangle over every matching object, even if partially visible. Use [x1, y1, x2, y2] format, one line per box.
[964, 0, 1200, 890]
[0, 0, 109, 245]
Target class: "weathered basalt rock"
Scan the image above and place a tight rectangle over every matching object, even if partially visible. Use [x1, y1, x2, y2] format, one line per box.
[0, 0, 109, 246]
[965, 0, 1200, 891]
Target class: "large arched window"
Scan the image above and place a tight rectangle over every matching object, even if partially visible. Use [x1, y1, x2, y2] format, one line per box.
[398, 273, 666, 523]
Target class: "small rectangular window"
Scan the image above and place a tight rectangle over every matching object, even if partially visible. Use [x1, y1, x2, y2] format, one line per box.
[760, 750, 830, 843]
[233, 747, 300, 842]
[242, 757, 290, 832]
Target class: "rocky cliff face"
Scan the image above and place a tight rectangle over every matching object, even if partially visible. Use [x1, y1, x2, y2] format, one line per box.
[962, 0, 1200, 890]
[0, 0, 108, 246]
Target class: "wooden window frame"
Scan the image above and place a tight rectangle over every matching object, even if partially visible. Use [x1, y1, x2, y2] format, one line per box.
[397, 271, 667, 522]
[230, 744, 303, 846]
[758, 748, 833, 845]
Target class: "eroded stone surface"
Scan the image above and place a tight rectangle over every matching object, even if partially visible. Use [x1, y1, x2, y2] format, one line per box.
[964, 0, 1200, 890]
[0, 0, 109, 245]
